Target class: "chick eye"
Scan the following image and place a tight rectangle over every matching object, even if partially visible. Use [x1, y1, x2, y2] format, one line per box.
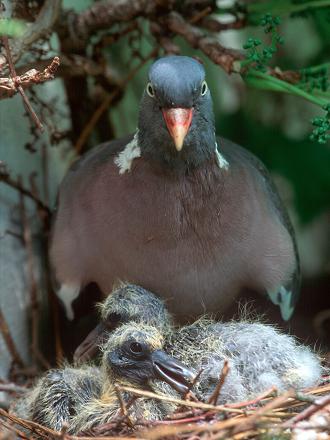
[105, 312, 122, 330]
[146, 82, 155, 98]
[130, 342, 143, 354]
[201, 81, 208, 96]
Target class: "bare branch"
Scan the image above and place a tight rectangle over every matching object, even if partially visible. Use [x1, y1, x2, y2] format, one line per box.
[0, 0, 61, 70]
[0, 308, 25, 368]
[163, 12, 244, 73]
[74, 48, 158, 153]
[207, 359, 230, 405]
[2, 36, 44, 130]
[73, 0, 167, 40]
[0, 164, 51, 216]
[0, 56, 60, 100]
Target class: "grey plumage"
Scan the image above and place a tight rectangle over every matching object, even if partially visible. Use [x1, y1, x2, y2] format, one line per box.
[168, 318, 322, 401]
[97, 282, 173, 333]
[76, 284, 322, 403]
[12, 322, 193, 434]
[11, 365, 101, 432]
[74, 282, 173, 362]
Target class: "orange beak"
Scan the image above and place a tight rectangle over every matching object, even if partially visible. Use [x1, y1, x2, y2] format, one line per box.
[162, 108, 193, 151]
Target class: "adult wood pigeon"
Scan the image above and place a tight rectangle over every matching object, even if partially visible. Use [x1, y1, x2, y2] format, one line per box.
[50, 56, 300, 321]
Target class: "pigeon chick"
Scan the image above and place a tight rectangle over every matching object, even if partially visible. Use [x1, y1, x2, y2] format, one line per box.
[12, 322, 195, 434]
[75, 284, 322, 403]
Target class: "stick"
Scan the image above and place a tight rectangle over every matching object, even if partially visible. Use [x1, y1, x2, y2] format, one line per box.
[2, 36, 44, 131]
[0, 165, 51, 215]
[207, 359, 230, 405]
[0, 308, 24, 367]
[74, 48, 158, 153]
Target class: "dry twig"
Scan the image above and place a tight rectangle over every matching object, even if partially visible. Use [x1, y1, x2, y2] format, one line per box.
[0, 0, 61, 70]
[1, 382, 330, 440]
[2, 36, 44, 131]
[0, 164, 51, 215]
[74, 47, 159, 154]
[0, 309, 25, 368]
[18, 177, 50, 370]
[207, 359, 230, 405]
[0, 56, 60, 100]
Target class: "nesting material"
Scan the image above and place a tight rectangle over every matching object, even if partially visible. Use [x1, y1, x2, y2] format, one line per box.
[2, 379, 330, 439]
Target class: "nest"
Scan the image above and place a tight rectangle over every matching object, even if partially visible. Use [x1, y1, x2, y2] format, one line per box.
[1, 377, 330, 440]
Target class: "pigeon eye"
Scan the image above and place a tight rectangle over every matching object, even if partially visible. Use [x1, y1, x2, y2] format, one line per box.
[130, 342, 143, 354]
[146, 83, 155, 98]
[201, 81, 208, 96]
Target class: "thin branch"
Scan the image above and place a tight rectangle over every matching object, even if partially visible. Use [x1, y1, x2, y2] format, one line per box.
[163, 12, 244, 73]
[282, 394, 330, 428]
[0, 0, 61, 70]
[2, 36, 43, 131]
[0, 165, 51, 216]
[114, 385, 134, 428]
[18, 177, 50, 371]
[0, 56, 60, 100]
[72, 0, 165, 39]
[116, 385, 246, 415]
[207, 359, 230, 405]
[0, 383, 26, 394]
[74, 47, 158, 153]
[0, 308, 25, 367]
[225, 386, 277, 408]
[0, 419, 30, 440]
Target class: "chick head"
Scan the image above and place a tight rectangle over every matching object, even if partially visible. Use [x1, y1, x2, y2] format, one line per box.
[74, 283, 172, 363]
[101, 322, 196, 395]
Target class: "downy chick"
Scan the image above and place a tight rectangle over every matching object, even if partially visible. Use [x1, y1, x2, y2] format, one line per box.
[75, 284, 323, 403]
[74, 282, 173, 362]
[169, 318, 323, 401]
[12, 322, 195, 434]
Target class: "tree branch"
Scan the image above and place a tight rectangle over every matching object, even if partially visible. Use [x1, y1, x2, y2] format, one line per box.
[0, 56, 60, 100]
[0, 163, 51, 216]
[163, 12, 244, 73]
[72, 0, 168, 40]
[0, 0, 61, 70]
[2, 36, 44, 131]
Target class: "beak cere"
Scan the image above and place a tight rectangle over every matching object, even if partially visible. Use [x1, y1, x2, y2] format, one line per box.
[162, 108, 193, 151]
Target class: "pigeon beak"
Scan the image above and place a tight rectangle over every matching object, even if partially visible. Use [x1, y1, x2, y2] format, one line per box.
[162, 108, 193, 151]
[152, 349, 196, 394]
[73, 322, 107, 363]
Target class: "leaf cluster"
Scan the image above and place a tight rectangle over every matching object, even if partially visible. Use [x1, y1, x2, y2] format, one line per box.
[310, 103, 330, 144]
[243, 14, 284, 72]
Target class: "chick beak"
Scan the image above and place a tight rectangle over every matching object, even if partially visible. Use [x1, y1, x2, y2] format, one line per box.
[152, 350, 196, 395]
[162, 108, 193, 151]
[73, 322, 107, 363]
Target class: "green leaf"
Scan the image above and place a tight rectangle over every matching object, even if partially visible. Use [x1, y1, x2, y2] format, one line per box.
[0, 19, 26, 37]
[246, 0, 330, 25]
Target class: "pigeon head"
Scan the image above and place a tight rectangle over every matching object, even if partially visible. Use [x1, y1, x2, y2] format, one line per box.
[102, 323, 196, 394]
[74, 283, 173, 363]
[138, 56, 216, 170]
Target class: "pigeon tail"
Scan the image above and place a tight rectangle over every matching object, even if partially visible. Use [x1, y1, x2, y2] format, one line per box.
[267, 286, 294, 321]
[57, 284, 80, 320]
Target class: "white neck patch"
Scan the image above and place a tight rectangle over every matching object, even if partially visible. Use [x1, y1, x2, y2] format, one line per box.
[114, 132, 141, 174]
[215, 141, 229, 170]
